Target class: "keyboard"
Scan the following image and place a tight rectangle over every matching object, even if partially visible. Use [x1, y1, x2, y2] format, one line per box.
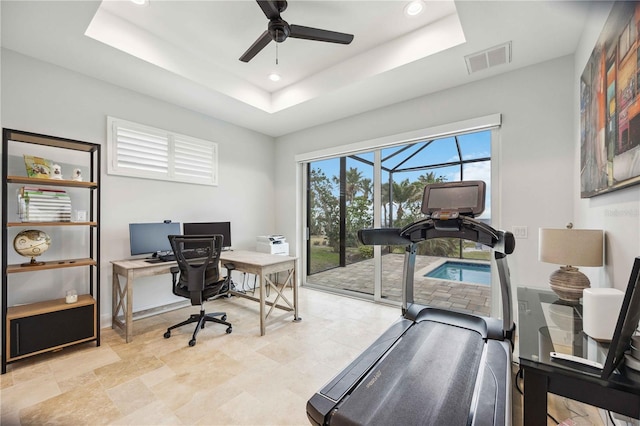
[158, 249, 209, 262]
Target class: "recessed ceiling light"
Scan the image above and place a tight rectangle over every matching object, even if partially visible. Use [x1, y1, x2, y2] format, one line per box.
[404, 0, 424, 16]
[130, 0, 148, 6]
[268, 73, 281, 82]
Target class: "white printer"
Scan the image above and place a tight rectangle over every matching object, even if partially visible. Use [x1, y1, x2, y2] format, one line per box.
[256, 235, 289, 255]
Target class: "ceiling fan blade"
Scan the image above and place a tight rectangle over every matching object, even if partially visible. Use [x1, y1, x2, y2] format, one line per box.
[289, 25, 354, 44]
[257, 0, 284, 20]
[239, 30, 273, 62]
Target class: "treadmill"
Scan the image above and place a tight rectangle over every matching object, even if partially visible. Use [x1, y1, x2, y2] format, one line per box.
[307, 180, 516, 426]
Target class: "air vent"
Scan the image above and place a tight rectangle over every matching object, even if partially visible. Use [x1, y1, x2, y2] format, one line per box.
[465, 41, 512, 74]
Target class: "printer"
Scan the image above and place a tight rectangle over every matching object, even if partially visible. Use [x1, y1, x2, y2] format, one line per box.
[256, 235, 289, 255]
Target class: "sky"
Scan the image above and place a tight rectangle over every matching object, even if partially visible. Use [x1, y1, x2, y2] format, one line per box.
[310, 130, 493, 219]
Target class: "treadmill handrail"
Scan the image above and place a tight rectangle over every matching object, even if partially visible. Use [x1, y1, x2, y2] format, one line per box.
[357, 216, 516, 340]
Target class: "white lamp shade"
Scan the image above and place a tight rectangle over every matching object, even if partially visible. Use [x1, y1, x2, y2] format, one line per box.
[538, 228, 603, 267]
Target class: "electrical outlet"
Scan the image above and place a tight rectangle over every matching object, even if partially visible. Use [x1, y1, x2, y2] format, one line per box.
[512, 226, 528, 239]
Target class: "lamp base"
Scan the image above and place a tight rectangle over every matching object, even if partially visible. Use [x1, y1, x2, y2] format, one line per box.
[549, 266, 590, 303]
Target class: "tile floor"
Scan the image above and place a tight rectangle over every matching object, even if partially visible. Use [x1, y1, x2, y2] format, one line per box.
[1, 287, 605, 425]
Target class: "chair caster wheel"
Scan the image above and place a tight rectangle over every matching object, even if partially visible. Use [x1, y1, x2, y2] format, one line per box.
[164, 331, 171, 339]
[226, 326, 232, 334]
[221, 315, 227, 321]
[189, 339, 196, 346]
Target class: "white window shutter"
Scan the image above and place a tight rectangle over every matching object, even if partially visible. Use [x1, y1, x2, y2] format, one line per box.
[115, 127, 169, 175]
[107, 117, 218, 186]
[173, 135, 218, 185]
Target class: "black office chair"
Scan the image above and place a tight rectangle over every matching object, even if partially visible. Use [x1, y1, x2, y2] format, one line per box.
[163, 234, 233, 346]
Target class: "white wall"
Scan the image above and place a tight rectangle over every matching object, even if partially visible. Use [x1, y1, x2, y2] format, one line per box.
[573, 2, 640, 292]
[3, 0, 637, 332]
[1, 49, 277, 326]
[275, 55, 576, 294]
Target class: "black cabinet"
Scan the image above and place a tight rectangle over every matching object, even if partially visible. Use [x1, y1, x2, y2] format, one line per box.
[9, 297, 96, 358]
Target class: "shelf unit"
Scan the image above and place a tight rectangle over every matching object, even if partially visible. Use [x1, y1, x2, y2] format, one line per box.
[2, 129, 100, 374]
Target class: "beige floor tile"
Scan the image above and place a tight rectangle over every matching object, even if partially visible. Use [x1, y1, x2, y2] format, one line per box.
[57, 370, 99, 393]
[109, 400, 182, 426]
[7, 359, 52, 385]
[173, 385, 242, 425]
[94, 353, 165, 389]
[138, 364, 176, 388]
[49, 345, 121, 383]
[106, 378, 159, 416]
[1, 408, 21, 426]
[0, 369, 14, 389]
[0, 374, 61, 414]
[0, 287, 612, 425]
[150, 370, 236, 412]
[19, 381, 120, 425]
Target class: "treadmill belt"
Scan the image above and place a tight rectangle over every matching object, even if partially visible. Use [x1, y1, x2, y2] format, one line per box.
[330, 320, 484, 425]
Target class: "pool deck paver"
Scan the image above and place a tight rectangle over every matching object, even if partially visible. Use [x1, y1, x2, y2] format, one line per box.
[307, 254, 492, 317]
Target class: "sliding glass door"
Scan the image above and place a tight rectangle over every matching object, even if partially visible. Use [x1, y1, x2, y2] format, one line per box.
[306, 155, 375, 296]
[304, 129, 493, 313]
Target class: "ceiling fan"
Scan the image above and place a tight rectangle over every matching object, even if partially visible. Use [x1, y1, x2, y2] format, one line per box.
[239, 0, 354, 63]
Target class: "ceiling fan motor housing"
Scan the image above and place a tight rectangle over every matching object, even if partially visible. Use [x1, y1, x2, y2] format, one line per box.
[273, 0, 287, 13]
[268, 19, 290, 42]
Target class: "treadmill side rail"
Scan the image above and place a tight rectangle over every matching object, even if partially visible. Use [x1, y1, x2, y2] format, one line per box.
[306, 318, 413, 425]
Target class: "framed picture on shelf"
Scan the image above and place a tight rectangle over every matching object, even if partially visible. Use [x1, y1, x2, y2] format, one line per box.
[23, 155, 53, 179]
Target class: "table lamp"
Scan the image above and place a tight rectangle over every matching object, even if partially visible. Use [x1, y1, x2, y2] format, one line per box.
[538, 224, 603, 302]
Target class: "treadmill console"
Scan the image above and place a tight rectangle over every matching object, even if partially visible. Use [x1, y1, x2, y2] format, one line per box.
[421, 180, 485, 217]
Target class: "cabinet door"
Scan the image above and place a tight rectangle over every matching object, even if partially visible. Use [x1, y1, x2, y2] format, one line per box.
[9, 305, 95, 358]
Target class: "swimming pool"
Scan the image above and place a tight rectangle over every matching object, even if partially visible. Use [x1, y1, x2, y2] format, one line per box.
[424, 261, 491, 286]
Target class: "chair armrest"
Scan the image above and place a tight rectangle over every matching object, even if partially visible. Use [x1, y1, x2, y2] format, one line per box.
[223, 262, 235, 272]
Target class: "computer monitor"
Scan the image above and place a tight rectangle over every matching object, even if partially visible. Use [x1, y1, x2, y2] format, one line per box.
[129, 222, 181, 256]
[183, 222, 232, 249]
[601, 256, 640, 379]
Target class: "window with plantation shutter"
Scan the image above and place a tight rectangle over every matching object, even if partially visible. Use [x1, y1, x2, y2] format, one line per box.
[107, 117, 218, 186]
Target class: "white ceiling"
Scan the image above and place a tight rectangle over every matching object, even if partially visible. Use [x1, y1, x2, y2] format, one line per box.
[1, 1, 593, 137]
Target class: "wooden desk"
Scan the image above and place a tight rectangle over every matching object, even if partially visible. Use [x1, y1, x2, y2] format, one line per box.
[111, 251, 299, 342]
[220, 250, 300, 336]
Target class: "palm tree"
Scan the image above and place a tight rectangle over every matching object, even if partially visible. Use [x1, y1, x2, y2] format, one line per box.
[413, 171, 446, 201]
[331, 167, 364, 204]
[360, 178, 372, 202]
[391, 179, 419, 225]
[381, 182, 390, 226]
[345, 167, 364, 203]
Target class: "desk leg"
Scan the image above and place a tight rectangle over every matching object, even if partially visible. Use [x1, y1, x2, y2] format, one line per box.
[125, 270, 134, 343]
[112, 268, 133, 343]
[293, 266, 301, 322]
[112, 270, 119, 329]
[259, 271, 266, 336]
[523, 367, 548, 426]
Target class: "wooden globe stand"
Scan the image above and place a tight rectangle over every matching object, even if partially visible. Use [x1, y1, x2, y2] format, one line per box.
[21, 256, 45, 267]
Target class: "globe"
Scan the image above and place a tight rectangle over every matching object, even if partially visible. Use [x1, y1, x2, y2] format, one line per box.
[13, 229, 51, 266]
